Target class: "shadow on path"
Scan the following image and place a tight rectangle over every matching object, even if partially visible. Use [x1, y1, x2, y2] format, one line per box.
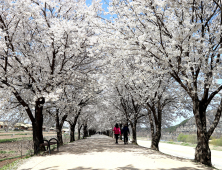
[53, 135, 195, 163]
[18, 135, 214, 170]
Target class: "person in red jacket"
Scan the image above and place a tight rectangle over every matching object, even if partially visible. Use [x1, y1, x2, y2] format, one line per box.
[113, 123, 121, 144]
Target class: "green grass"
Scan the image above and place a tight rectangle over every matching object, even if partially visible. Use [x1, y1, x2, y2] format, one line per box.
[181, 142, 190, 146]
[0, 151, 7, 154]
[15, 133, 29, 135]
[0, 134, 12, 136]
[0, 137, 32, 143]
[0, 155, 31, 170]
[0, 155, 21, 162]
[0, 151, 16, 154]
[0, 138, 18, 143]
[167, 141, 175, 144]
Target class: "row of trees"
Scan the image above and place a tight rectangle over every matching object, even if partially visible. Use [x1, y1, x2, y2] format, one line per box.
[0, 0, 222, 167]
[95, 0, 222, 166]
[0, 0, 103, 153]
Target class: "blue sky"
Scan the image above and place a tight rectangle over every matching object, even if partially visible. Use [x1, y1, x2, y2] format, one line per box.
[86, 0, 109, 10]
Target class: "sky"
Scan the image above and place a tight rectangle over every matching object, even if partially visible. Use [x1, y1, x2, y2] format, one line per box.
[86, 0, 110, 10]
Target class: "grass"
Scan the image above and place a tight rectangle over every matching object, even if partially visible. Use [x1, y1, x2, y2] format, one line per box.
[0, 155, 21, 162]
[0, 151, 16, 154]
[0, 134, 12, 136]
[0, 155, 31, 170]
[0, 139, 18, 143]
[167, 141, 175, 144]
[0, 133, 30, 137]
[180, 142, 196, 147]
[15, 133, 29, 135]
[0, 137, 32, 143]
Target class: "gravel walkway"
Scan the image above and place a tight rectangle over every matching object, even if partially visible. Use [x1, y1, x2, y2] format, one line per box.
[17, 135, 213, 170]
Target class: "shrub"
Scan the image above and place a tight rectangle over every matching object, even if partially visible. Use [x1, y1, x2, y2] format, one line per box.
[177, 133, 197, 144]
[185, 134, 197, 144]
[177, 133, 188, 142]
[211, 137, 222, 146]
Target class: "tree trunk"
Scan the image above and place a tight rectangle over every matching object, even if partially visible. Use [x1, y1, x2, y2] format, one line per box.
[56, 120, 63, 145]
[151, 125, 161, 151]
[195, 129, 211, 166]
[56, 110, 63, 145]
[78, 125, 82, 140]
[55, 110, 67, 145]
[130, 122, 137, 144]
[147, 109, 161, 151]
[33, 97, 45, 154]
[56, 127, 63, 145]
[70, 124, 75, 142]
[193, 101, 212, 166]
[83, 123, 88, 138]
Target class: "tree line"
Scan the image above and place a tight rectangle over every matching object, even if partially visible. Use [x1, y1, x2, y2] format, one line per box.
[0, 0, 222, 167]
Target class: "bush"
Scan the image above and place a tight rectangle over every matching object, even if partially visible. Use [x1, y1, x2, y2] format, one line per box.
[177, 133, 188, 142]
[210, 137, 222, 146]
[185, 134, 197, 144]
[177, 133, 197, 144]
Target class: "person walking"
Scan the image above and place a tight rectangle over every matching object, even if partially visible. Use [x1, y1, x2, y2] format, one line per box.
[122, 123, 130, 144]
[113, 123, 121, 144]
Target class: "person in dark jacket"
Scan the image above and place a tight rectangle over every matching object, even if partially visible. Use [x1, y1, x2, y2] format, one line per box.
[122, 123, 130, 144]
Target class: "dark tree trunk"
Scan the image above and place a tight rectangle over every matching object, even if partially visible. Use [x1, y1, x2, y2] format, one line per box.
[83, 123, 88, 138]
[195, 129, 211, 166]
[68, 108, 82, 142]
[56, 127, 63, 145]
[55, 110, 67, 145]
[194, 101, 211, 166]
[55, 110, 62, 144]
[70, 124, 75, 142]
[147, 109, 162, 151]
[33, 97, 45, 154]
[130, 121, 137, 144]
[78, 124, 82, 140]
[151, 125, 161, 151]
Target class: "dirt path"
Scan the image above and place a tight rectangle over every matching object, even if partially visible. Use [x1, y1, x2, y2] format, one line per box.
[17, 135, 213, 170]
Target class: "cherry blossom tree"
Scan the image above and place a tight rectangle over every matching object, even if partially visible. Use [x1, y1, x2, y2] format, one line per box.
[0, 0, 100, 153]
[105, 0, 222, 166]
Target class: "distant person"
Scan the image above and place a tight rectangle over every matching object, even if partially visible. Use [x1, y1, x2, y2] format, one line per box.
[113, 123, 121, 144]
[122, 123, 130, 144]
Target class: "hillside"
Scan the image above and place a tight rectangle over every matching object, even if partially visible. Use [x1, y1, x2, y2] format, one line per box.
[163, 118, 190, 133]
